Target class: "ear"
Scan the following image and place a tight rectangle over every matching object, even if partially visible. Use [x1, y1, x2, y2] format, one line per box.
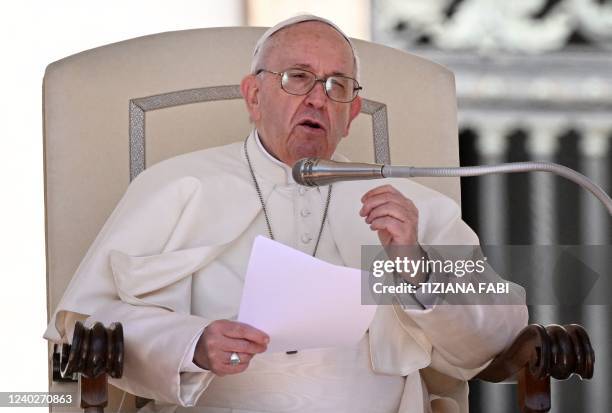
[240, 74, 261, 122]
[344, 96, 362, 135]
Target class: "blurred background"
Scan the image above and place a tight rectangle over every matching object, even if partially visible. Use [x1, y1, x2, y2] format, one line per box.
[0, 1, 609, 412]
[369, 1, 611, 412]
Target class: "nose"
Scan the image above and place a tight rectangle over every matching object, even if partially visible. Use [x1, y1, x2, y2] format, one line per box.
[303, 80, 327, 108]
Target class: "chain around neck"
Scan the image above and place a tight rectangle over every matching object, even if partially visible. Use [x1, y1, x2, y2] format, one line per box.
[243, 136, 332, 257]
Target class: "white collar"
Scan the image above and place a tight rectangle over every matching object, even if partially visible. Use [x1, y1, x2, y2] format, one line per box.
[247, 128, 347, 186]
[253, 129, 296, 184]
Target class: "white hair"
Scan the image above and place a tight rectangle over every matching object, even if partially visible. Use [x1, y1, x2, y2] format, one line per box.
[250, 14, 360, 81]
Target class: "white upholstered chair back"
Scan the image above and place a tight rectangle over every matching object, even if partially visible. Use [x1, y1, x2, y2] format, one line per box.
[43, 26, 460, 410]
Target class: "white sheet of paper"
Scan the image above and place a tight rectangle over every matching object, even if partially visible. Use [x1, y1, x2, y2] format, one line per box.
[238, 236, 377, 354]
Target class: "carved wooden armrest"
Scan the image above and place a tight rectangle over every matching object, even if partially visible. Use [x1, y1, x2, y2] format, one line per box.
[60, 321, 124, 413]
[58, 321, 594, 412]
[475, 324, 594, 413]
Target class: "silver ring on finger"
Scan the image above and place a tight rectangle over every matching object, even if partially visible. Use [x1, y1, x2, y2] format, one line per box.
[229, 352, 241, 366]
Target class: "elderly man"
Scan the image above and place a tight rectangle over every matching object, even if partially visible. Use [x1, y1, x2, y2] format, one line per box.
[45, 15, 527, 413]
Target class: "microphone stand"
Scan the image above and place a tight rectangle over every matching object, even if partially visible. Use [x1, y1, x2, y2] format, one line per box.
[384, 162, 611, 215]
[294, 158, 612, 214]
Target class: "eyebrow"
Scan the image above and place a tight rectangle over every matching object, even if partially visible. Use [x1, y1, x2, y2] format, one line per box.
[290, 63, 351, 78]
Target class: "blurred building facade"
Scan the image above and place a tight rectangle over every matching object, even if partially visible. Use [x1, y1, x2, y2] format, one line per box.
[372, 1, 611, 411]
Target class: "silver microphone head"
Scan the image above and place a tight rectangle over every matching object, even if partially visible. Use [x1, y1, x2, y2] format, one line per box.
[292, 158, 319, 186]
[292, 158, 385, 187]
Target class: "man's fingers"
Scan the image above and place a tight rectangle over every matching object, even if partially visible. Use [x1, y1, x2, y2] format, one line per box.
[360, 193, 416, 218]
[361, 184, 398, 202]
[211, 360, 250, 376]
[222, 321, 270, 345]
[220, 352, 254, 366]
[365, 203, 411, 225]
[369, 216, 404, 235]
[360, 193, 398, 216]
[369, 216, 393, 231]
[369, 216, 418, 245]
[219, 337, 267, 354]
[205, 350, 255, 375]
[213, 351, 256, 375]
[199, 320, 269, 376]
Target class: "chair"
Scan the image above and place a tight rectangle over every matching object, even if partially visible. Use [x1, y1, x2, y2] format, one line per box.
[43, 26, 593, 412]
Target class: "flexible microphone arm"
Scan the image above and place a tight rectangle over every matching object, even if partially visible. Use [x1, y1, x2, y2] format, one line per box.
[292, 158, 612, 215]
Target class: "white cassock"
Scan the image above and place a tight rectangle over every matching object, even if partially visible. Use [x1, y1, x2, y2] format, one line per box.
[44, 129, 528, 413]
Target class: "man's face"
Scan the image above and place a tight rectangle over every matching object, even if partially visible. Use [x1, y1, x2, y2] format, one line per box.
[241, 21, 362, 166]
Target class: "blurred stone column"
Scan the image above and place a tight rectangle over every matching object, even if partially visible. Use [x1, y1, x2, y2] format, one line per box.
[525, 124, 562, 409]
[525, 125, 560, 247]
[472, 122, 515, 413]
[578, 125, 611, 413]
[578, 126, 610, 243]
[525, 125, 561, 321]
[475, 122, 510, 244]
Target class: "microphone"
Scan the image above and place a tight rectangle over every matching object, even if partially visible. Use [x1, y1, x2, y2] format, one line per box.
[292, 158, 612, 214]
[292, 158, 384, 187]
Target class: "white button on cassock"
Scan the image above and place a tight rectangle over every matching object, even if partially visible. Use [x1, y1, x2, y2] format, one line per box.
[298, 187, 306, 195]
[300, 208, 311, 217]
[301, 233, 313, 243]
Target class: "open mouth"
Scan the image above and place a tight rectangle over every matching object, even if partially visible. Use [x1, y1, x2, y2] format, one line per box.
[298, 119, 325, 132]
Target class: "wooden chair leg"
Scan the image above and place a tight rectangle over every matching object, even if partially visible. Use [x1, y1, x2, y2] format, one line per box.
[81, 373, 108, 413]
[518, 367, 551, 413]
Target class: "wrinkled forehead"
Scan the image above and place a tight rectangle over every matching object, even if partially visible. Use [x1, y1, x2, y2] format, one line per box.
[261, 22, 356, 75]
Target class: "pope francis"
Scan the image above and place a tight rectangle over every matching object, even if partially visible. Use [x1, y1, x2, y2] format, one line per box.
[44, 15, 528, 413]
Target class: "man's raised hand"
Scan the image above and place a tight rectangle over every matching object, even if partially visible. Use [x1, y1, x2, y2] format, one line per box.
[359, 184, 419, 246]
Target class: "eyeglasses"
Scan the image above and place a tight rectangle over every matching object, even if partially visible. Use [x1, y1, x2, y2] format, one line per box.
[256, 68, 362, 103]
